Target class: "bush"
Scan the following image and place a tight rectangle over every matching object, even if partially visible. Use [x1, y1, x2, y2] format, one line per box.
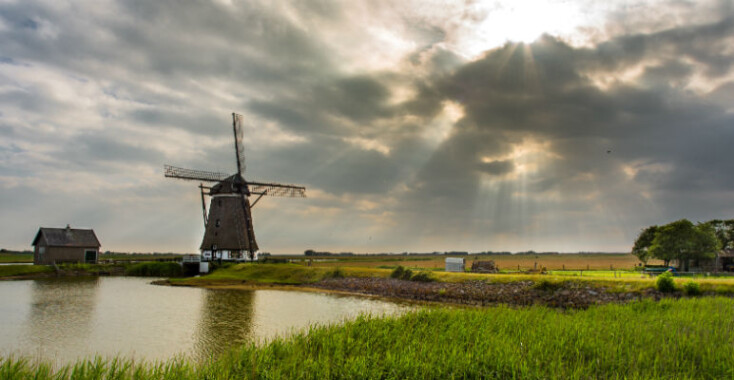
[401, 268, 413, 280]
[125, 262, 183, 277]
[328, 267, 344, 278]
[656, 272, 676, 293]
[209, 261, 235, 272]
[390, 266, 404, 279]
[533, 279, 562, 291]
[683, 281, 701, 296]
[410, 271, 435, 282]
[390, 266, 413, 280]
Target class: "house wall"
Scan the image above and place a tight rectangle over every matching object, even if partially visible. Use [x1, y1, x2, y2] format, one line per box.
[35, 246, 97, 265]
[33, 243, 44, 265]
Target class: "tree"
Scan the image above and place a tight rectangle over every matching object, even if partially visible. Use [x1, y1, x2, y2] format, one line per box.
[689, 222, 720, 268]
[704, 219, 734, 250]
[648, 219, 719, 271]
[632, 225, 658, 264]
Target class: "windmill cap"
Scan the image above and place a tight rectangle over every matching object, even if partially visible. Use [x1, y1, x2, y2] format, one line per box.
[210, 174, 250, 195]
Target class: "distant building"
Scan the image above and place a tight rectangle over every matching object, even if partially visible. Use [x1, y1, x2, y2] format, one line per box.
[673, 249, 734, 273]
[445, 257, 466, 272]
[31, 225, 101, 265]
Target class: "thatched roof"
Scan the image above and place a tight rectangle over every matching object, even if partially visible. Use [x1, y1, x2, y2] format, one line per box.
[32, 226, 100, 248]
[210, 174, 250, 196]
[200, 195, 258, 252]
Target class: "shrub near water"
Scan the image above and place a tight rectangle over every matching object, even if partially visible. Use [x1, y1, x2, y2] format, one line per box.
[409, 271, 435, 282]
[390, 265, 413, 280]
[683, 280, 701, 296]
[124, 262, 182, 277]
[656, 271, 676, 293]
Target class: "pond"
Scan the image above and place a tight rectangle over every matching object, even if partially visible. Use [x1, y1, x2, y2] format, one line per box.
[0, 277, 417, 364]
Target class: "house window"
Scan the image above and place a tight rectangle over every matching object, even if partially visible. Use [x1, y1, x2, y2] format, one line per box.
[39, 246, 45, 257]
[218, 199, 222, 207]
[215, 219, 221, 227]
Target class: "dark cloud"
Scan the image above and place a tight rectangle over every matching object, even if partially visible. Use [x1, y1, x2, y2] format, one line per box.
[1, 0, 733, 253]
[477, 160, 514, 176]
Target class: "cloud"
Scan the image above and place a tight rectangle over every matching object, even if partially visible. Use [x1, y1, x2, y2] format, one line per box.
[0, 0, 733, 253]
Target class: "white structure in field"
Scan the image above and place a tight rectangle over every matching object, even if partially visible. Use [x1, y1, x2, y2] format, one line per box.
[445, 257, 465, 272]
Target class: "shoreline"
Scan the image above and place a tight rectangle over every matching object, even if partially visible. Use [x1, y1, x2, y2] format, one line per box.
[158, 275, 682, 309]
[6, 263, 731, 309]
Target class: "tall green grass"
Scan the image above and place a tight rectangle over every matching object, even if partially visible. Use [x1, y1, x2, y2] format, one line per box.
[3, 297, 733, 379]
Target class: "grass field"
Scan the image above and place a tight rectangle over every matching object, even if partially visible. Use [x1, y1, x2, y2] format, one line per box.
[0, 253, 33, 263]
[3, 297, 733, 379]
[294, 253, 662, 271]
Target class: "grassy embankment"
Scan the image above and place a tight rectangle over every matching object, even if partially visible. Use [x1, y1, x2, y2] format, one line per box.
[0, 262, 184, 279]
[0, 264, 53, 277]
[0, 252, 184, 264]
[2, 297, 733, 379]
[173, 263, 734, 294]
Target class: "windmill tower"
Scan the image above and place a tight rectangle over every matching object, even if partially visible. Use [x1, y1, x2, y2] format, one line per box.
[164, 113, 306, 261]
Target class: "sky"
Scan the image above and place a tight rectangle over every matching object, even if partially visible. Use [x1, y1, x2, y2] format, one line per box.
[1, 0, 733, 254]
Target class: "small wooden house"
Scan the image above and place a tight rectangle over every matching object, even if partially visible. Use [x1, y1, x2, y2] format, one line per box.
[31, 225, 101, 265]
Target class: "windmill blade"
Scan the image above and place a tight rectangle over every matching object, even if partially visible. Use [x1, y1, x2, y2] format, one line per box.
[164, 165, 229, 182]
[248, 181, 307, 198]
[232, 113, 246, 176]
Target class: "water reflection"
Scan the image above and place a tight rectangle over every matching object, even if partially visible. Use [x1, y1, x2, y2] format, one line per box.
[28, 278, 100, 359]
[194, 289, 255, 360]
[0, 278, 417, 365]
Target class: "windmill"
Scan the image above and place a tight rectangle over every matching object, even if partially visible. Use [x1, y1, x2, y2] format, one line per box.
[164, 113, 306, 261]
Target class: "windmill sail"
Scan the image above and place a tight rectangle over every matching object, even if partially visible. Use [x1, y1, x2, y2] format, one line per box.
[232, 113, 246, 175]
[249, 181, 306, 197]
[164, 165, 229, 182]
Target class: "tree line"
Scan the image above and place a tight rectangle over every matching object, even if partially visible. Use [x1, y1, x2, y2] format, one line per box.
[632, 219, 734, 270]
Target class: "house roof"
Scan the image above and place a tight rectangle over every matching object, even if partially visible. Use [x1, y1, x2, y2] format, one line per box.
[32, 226, 101, 248]
[720, 249, 734, 258]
